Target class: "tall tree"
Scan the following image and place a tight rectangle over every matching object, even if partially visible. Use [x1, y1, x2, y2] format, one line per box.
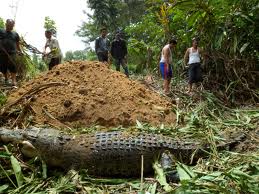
[44, 16, 57, 36]
[87, 0, 119, 28]
[76, 0, 146, 46]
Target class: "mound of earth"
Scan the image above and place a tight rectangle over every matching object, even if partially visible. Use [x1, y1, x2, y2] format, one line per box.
[6, 61, 175, 128]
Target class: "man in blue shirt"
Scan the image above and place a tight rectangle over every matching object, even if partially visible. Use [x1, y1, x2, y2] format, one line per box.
[95, 28, 110, 62]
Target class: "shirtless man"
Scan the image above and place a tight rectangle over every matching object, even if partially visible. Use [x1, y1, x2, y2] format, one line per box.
[184, 38, 204, 93]
[159, 39, 177, 95]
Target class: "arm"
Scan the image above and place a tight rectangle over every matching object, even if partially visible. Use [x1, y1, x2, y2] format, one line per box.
[16, 33, 22, 53]
[184, 48, 190, 65]
[110, 41, 115, 58]
[95, 38, 99, 54]
[164, 47, 171, 65]
[43, 40, 49, 54]
[107, 38, 111, 53]
[16, 41, 21, 52]
[123, 40, 128, 58]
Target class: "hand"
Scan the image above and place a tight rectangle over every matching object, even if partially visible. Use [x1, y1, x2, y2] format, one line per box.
[124, 56, 128, 64]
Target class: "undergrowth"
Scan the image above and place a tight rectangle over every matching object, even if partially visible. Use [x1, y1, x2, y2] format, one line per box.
[0, 89, 258, 194]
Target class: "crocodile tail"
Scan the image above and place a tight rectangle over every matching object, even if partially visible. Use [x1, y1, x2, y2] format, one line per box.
[165, 133, 246, 164]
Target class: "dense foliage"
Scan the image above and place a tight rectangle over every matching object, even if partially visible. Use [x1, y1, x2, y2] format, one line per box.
[0, 17, 4, 28]
[44, 16, 57, 36]
[76, 0, 146, 44]
[64, 50, 89, 61]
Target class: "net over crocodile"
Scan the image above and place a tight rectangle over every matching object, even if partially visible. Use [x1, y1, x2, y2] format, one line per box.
[0, 127, 243, 177]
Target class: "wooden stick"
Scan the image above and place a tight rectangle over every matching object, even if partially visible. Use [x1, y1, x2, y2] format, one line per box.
[140, 154, 144, 192]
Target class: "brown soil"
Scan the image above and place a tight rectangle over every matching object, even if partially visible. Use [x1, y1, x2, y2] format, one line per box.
[6, 61, 175, 128]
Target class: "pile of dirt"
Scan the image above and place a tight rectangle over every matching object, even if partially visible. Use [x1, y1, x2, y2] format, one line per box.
[6, 61, 175, 128]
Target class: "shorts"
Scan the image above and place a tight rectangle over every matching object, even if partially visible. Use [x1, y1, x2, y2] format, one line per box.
[160, 62, 172, 80]
[188, 63, 202, 84]
[0, 53, 17, 74]
[49, 57, 61, 70]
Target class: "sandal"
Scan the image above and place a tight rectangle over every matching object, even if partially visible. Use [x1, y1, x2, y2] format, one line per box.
[12, 83, 18, 89]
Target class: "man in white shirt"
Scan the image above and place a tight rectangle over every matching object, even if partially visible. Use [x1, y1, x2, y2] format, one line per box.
[43, 30, 62, 70]
[184, 38, 204, 94]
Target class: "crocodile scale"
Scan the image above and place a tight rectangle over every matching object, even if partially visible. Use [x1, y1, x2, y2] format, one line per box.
[0, 127, 218, 177]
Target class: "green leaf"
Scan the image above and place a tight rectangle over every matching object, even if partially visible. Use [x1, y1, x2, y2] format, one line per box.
[153, 161, 172, 192]
[42, 160, 47, 179]
[148, 182, 157, 194]
[10, 155, 24, 187]
[136, 120, 143, 129]
[233, 35, 238, 53]
[231, 169, 253, 179]
[240, 43, 249, 53]
[4, 145, 11, 155]
[187, 11, 202, 27]
[160, 123, 164, 130]
[0, 151, 11, 158]
[0, 184, 9, 192]
[176, 163, 195, 181]
[199, 171, 223, 181]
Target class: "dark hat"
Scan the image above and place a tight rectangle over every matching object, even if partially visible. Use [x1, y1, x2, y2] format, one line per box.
[45, 29, 52, 33]
[6, 19, 15, 24]
[192, 37, 200, 42]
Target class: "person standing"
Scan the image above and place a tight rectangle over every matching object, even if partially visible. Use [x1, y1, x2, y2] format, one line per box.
[95, 28, 110, 63]
[184, 38, 203, 94]
[43, 29, 62, 70]
[111, 32, 129, 77]
[0, 19, 21, 87]
[159, 39, 177, 95]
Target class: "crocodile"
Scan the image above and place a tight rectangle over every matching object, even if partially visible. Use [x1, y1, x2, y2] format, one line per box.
[0, 127, 243, 177]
